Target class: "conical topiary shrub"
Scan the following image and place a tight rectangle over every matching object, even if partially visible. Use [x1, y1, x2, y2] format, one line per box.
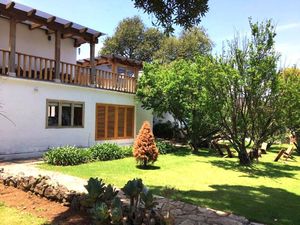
[133, 121, 159, 167]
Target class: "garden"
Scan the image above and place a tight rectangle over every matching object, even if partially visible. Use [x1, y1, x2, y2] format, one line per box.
[0, 7, 299, 225]
[38, 141, 300, 225]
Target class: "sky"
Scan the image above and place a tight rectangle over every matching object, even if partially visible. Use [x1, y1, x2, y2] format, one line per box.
[15, 0, 300, 66]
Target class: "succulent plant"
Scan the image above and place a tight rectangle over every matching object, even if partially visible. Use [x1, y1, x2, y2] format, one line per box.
[91, 202, 110, 223]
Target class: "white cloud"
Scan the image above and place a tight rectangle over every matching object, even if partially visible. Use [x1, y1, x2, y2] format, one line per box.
[277, 23, 300, 32]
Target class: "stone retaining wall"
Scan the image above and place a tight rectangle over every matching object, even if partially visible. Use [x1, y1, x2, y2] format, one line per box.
[0, 169, 80, 207]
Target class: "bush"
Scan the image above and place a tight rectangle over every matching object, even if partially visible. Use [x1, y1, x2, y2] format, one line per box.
[121, 145, 133, 157]
[153, 121, 174, 139]
[43, 146, 92, 166]
[133, 121, 159, 167]
[156, 140, 175, 154]
[90, 143, 124, 161]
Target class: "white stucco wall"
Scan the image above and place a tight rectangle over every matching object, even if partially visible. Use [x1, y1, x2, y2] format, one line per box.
[0, 76, 152, 159]
[0, 17, 76, 64]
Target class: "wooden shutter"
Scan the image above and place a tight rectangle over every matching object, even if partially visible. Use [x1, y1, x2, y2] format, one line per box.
[126, 107, 134, 137]
[107, 106, 115, 138]
[96, 104, 106, 139]
[118, 107, 125, 137]
[95, 104, 134, 140]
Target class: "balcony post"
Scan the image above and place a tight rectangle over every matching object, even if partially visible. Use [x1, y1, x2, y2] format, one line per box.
[54, 30, 61, 82]
[8, 17, 16, 76]
[89, 42, 96, 86]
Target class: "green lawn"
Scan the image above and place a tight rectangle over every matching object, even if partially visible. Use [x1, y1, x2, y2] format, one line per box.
[0, 202, 47, 225]
[39, 145, 300, 225]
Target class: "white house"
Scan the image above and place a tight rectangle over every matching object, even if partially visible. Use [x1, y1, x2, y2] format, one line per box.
[0, 1, 152, 160]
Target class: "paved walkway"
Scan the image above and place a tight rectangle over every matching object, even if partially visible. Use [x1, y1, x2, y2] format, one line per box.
[0, 161, 264, 225]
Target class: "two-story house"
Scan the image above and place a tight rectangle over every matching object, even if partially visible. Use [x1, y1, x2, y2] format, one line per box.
[0, 1, 152, 160]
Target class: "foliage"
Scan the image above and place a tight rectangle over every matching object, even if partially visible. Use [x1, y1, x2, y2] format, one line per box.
[82, 178, 162, 225]
[44, 143, 135, 166]
[155, 140, 175, 154]
[153, 27, 212, 63]
[153, 121, 174, 139]
[43, 146, 92, 166]
[81, 178, 121, 225]
[90, 143, 124, 161]
[279, 67, 300, 153]
[132, 0, 209, 34]
[204, 19, 281, 165]
[122, 178, 160, 225]
[40, 145, 300, 225]
[133, 121, 159, 167]
[137, 57, 219, 152]
[121, 145, 134, 157]
[100, 16, 164, 62]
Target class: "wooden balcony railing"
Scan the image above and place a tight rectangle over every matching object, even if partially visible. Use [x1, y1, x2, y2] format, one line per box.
[0, 49, 137, 93]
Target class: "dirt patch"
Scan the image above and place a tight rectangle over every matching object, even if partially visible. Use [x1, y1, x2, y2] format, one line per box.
[0, 184, 90, 225]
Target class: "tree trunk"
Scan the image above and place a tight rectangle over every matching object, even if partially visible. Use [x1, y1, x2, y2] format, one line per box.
[143, 158, 147, 167]
[238, 149, 252, 165]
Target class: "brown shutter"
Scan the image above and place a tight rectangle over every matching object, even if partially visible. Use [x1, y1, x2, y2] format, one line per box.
[96, 104, 106, 139]
[126, 107, 134, 137]
[118, 107, 125, 137]
[107, 106, 115, 138]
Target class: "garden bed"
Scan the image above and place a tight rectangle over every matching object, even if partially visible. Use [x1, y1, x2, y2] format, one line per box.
[0, 183, 90, 225]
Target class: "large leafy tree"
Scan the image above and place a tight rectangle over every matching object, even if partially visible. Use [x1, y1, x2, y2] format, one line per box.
[280, 67, 300, 153]
[205, 19, 281, 165]
[153, 27, 212, 63]
[100, 16, 164, 62]
[136, 57, 219, 152]
[132, 0, 209, 34]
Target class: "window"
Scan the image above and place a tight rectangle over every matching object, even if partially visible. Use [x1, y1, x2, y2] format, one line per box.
[95, 104, 134, 140]
[46, 100, 84, 128]
[117, 66, 126, 75]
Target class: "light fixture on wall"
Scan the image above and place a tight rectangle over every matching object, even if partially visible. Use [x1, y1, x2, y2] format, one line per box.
[78, 48, 81, 55]
[47, 35, 51, 41]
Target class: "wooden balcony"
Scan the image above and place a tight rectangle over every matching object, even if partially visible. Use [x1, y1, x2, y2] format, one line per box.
[0, 49, 137, 93]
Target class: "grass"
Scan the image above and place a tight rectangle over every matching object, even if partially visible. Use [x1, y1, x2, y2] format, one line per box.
[38, 144, 300, 225]
[0, 202, 47, 225]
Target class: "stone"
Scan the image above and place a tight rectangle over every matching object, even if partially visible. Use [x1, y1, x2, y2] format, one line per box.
[178, 219, 197, 225]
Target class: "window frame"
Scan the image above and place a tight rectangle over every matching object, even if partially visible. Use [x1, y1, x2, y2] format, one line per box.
[46, 99, 85, 129]
[95, 103, 135, 140]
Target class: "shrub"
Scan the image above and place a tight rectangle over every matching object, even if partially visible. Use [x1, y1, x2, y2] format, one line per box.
[43, 146, 92, 166]
[121, 145, 133, 157]
[156, 140, 175, 154]
[133, 121, 159, 167]
[90, 143, 124, 161]
[153, 121, 174, 139]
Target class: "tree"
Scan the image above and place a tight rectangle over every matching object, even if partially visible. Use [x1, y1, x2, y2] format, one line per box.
[100, 16, 164, 62]
[136, 57, 219, 152]
[280, 67, 300, 153]
[133, 121, 159, 167]
[204, 19, 281, 165]
[153, 27, 212, 63]
[132, 0, 209, 34]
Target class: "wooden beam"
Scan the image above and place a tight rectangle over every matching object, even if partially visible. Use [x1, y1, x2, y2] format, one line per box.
[46, 29, 55, 35]
[74, 38, 86, 47]
[0, 5, 99, 44]
[90, 42, 96, 85]
[27, 9, 36, 17]
[64, 22, 73, 29]
[8, 17, 16, 75]
[6, 2, 15, 10]
[79, 27, 88, 33]
[47, 16, 56, 23]
[54, 30, 61, 82]
[30, 23, 43, 30]
[62, 33, 73, 39]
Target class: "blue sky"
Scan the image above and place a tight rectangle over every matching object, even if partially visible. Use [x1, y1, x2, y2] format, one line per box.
[16, 0, 300, 66]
